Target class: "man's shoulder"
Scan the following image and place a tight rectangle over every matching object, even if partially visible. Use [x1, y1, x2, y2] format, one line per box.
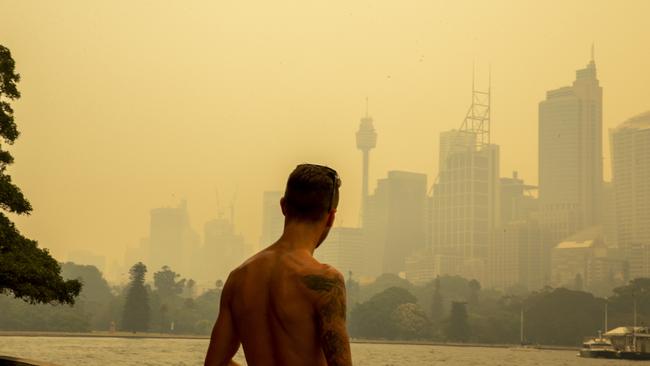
[299, 264, 345, 296]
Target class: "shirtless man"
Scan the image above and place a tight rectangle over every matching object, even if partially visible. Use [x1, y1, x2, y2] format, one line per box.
[204, 164, 352, 366]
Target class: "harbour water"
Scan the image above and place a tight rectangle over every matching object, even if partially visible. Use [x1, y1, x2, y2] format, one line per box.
[0, 336, 641, 365]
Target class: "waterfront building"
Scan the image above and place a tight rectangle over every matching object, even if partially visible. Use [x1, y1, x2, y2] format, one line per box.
[550, 226, 624, 292]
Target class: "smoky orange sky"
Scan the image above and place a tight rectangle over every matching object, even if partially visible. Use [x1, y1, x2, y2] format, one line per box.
[1, 0, 649, 273]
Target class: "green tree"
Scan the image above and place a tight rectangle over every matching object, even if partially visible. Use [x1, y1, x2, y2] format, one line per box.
[349, 286, 417, 340]
[430, 276, 444, 322]
[392, 302, 431, 340]
[524, 287, 603, 346]
[184, 278, 196, 298]
[154, 265, 185, 299]
[468, 279, 481, 307]
[61, 262, 114, 329]
[121, 262, 150, 332]
[0, 45, 81, 304]
[444, 301, 470, 342]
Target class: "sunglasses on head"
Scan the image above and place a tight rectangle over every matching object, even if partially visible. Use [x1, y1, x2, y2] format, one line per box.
[297, 164, 340, 212]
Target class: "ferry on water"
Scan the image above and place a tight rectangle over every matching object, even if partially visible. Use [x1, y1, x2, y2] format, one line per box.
[580, 327, 650, 360]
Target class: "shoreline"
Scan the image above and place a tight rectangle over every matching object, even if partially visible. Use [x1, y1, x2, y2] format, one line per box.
[0, 331, 578, 351]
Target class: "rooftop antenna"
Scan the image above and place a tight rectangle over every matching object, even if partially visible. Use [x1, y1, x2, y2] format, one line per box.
[591, 42, 595, 63]
[460, 62, 491, 148]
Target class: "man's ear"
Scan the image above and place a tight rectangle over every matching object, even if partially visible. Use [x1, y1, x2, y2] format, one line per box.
[280, 197, 287, 216]
[326, 210, 336, 228]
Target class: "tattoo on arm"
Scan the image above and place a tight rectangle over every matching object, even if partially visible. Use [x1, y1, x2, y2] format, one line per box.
[302, 274, 351, 366]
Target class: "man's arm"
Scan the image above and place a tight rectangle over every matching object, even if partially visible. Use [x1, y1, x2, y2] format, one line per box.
[204, 275, 241, 366]
[302, 270, 353, 366]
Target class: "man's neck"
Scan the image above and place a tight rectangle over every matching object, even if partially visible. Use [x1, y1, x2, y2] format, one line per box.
[277, 221, 323, 255]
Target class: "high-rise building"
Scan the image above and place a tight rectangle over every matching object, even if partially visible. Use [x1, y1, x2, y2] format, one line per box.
[487, 173, 547, 291]
[538, 51, 603, 244]
[488, 218, 547, 291]
[202, 216, 248, 282]
[500, 171, 538, 224]
[315, 227, 364, 277]
[259, 191, 284, 248]
[611, 111, 650, 278]
[550, 226, 624, 293]
[430, 131, 500, 263]
[148, 200, 199, 277]
[429, 73, 500, 283]
[364, 171, 427, 276]
[356, 101, 377, 224]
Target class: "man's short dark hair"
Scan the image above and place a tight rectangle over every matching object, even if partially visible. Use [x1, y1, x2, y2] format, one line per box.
[283, 164, 341, 222]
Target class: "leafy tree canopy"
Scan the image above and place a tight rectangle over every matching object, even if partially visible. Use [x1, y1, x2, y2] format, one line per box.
[154, 265, 186, 300]
[121, 262, 150, 332]
[0, 44, 81, 304]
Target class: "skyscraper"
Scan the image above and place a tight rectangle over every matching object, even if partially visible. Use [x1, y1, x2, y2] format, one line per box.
[538, 50, 603, 243]
[611, 111, 650, 278]
[364, 171, 427, 276]
[202, 216, 247, 282]
[429, 73, 500, 283]
[259, 191, 284, 248]
[148, 200, 199, 277]
[315, 227, 364, 277]
[431, 134, 500, 263]
[356, 100, 377, 224]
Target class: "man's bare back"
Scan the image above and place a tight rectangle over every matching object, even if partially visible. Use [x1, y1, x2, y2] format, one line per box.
[204, 162, 351, 366]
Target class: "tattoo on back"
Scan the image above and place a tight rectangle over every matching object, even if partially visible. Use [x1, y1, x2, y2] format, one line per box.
[301, 274, 350, 365]
[301, 274, 346, 321]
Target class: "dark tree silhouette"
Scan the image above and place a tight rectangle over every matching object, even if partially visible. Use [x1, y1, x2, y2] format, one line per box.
[0, 44, 81, 304]
[121, 262, 150, 332]
[468, 279, 481, 306]
[430, 276, 444, 323]
[349, 286, 417, 340]
[444, 301, 470, 342]
[153, 265, 185, 300]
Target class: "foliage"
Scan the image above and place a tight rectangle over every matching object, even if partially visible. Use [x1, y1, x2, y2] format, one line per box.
[154, 265, 186, 299]
[391, 303, 431, 340]
[523, 287, 603, 346]
[444, 301, 470, 342]
[358, 273, 412, 303]
[0, 294, 91, 331]
[349, 286, 419, 339]
[121, 262, 150, 332]
[0, 44, 81, 305]
[430, 277, 444, 323]
[61, 262, 114, 329]
[468, 279, 481, 307]
[0, 262, 116, 332]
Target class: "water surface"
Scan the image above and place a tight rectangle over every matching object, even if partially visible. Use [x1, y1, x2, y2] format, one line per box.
[0, 336, 639, 365]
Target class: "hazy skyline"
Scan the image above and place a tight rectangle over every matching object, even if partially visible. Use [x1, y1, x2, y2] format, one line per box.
[1, 0, 649, 266]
